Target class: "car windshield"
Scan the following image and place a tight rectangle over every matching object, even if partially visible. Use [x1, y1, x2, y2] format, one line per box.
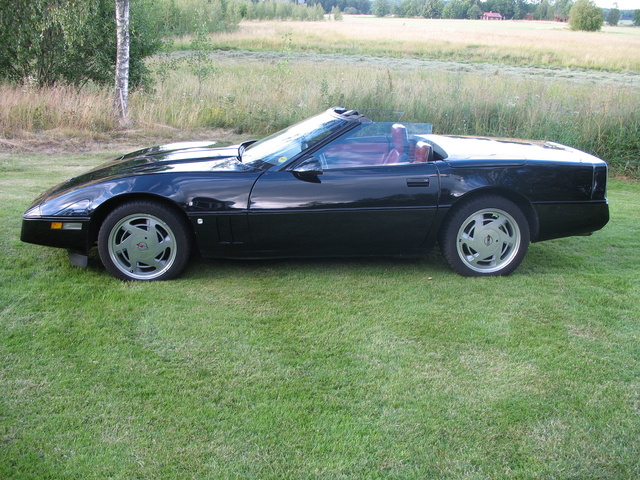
[241, 112, 350, 170]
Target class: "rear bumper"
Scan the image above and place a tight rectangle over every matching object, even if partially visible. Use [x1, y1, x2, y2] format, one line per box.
[533, 201, 609, 242]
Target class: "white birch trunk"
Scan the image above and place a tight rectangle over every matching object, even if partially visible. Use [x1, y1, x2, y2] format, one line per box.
[114, 0, 130, 125]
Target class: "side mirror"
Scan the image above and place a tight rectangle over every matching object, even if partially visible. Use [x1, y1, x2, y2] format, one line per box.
[292, 158, 323, 181]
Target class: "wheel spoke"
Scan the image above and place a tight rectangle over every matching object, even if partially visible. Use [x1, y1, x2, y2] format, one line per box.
[114, 229, 135, 254]
[146, 222, 173, 256]
[146, 241, 172, 260]
[463, 226, 483, 251]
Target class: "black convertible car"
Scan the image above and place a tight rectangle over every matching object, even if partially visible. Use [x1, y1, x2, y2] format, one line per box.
[21, 107, 609, 280]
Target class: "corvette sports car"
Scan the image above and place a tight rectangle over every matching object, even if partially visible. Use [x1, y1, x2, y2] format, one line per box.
[21, 107, 609, 280]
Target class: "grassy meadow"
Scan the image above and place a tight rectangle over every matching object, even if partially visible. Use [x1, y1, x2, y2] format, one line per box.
[1, 148, 640, 479]
[2, 16, 640, 479]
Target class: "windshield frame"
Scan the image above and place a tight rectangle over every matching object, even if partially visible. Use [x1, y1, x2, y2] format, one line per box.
[240, 110, 359, 170]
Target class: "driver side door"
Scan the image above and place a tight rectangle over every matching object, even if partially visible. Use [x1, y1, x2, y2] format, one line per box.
[246, 159, 440, 257]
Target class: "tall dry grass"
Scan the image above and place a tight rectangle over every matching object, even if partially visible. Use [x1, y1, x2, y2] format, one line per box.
[131, 55, 640, 172]
[0, 84, 117, 139]
[1, 56, 639, 174]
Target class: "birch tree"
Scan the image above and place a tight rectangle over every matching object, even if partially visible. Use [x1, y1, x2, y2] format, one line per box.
[115, 0, 130, 124]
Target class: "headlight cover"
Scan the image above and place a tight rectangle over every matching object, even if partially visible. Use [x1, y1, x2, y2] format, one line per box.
[24, 205, 43, 218]
[54, 199, 92, 217]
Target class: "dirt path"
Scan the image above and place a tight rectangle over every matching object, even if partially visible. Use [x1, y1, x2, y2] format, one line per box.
[209, 49, 640, 88]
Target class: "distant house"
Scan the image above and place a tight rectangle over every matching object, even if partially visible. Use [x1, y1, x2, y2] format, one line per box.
[482, 11, 502, 20]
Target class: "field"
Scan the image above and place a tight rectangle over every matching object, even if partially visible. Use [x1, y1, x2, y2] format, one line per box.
[2, 149, 640, 479]
[204, 17, 640, 71]
[2, 16, 640, 479]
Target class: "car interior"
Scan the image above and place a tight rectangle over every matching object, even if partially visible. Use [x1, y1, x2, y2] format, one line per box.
[318, 123, 435, 169]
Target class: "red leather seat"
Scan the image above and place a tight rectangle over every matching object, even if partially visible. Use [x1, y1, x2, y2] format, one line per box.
[383, 124, 409, 164]
[414, 141, 433, 163]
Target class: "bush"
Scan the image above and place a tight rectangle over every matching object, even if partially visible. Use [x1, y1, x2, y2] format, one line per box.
[157, 0, 238, 35]
[0, 0, 163, 88]
[243, 1, 324, 21]
[569, 0, 604, 32]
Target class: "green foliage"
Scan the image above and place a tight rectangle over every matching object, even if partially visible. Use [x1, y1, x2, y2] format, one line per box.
[569, 0, 604, 32]
[129, 0, 168, 89]
[404, 0, 441, 17]
[308, 0, 371, 15]
[395, 0, 421, 17]
[274, 33, 294, 98]
[240, 1, 325, 21]
[372, 0, 391, 17]
[442, 0, 469, 19]
[0, 0, 163, 88]
[186, 15, 217, 95]
[468, 4, 483, 19]
[531, 0, 572, 20]
[534, 0, 552, 20]
[635, 10, 640, 26]
[155, 0, 239, 35]
[423, 0, 445, 18]
[554, 0, 573, 16]
[606, 8, 620, 26]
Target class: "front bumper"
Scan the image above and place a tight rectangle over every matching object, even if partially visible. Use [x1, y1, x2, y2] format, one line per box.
[21, 217, 92, 253]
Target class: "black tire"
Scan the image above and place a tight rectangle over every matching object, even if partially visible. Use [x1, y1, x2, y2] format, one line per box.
[98, 201, 191, 281]
[439, 195, 530, 277]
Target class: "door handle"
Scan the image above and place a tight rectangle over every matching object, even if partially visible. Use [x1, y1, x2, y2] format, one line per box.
[406, 177, 430, 187]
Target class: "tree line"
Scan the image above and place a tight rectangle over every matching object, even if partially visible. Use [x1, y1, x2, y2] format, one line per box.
[355, 0, 634, 32]
[369, 0, 609, 24]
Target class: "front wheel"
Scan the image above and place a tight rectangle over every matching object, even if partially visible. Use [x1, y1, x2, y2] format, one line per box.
[439, 196, 530, 277]
[98, 201, 191, 281]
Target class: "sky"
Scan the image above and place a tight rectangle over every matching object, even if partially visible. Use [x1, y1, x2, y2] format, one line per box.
[593, 0, 639, 9]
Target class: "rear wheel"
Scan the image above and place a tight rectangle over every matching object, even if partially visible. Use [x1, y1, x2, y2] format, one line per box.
[439, 195, 530, 276]
[98, 201, 191, 281]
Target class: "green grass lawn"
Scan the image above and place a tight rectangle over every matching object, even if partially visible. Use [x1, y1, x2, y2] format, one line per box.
[1, 152, 639, 479]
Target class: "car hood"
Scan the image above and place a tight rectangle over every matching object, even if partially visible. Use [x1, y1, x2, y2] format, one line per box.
[426, 135, 606, 167]
[35, 141, 253, 203]
[88, 140, 247, 176]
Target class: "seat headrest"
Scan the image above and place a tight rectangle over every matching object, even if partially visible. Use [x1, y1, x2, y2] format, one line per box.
[415, 141, 432, 163]
[391, 124, 408, 150]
